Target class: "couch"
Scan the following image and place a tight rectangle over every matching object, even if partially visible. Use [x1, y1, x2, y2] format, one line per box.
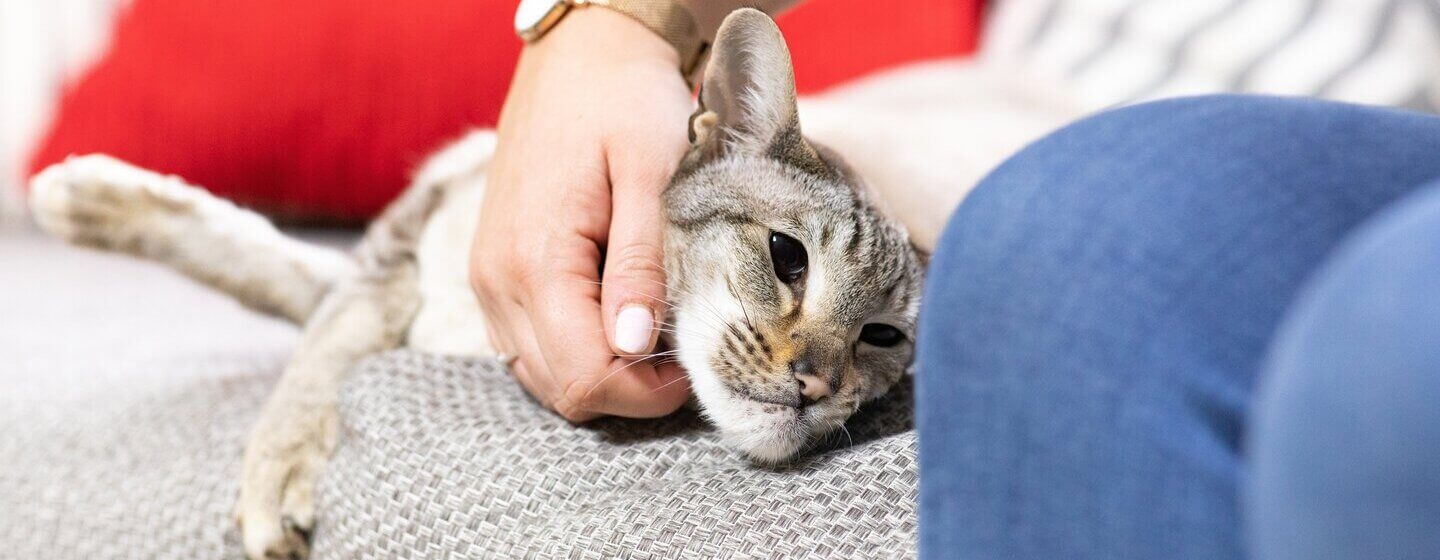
[6, 0, 1437, 557]
[0, 231, 919, 558]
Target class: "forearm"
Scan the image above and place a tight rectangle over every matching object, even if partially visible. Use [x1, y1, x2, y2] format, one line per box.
[681, 1, 800, 41]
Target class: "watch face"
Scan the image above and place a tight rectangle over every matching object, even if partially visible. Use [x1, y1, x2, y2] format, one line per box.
[515, 0, 561, 33]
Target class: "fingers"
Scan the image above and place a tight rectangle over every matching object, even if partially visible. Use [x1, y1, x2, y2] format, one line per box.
[473, 171, 689, 422]
[512, 224, 681, 420]
[568, 356, 692, 419]
[510, 295, 686, 421]
[469, 40, 694, 423]
[600, 144, 681, 358]
[499, 303, 595, 420]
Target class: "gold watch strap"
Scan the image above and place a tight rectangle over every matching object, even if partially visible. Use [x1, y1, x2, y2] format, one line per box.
[579, 0, 709, 87]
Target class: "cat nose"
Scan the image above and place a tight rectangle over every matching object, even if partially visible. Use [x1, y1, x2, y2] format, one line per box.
[790, 358, 832, 403]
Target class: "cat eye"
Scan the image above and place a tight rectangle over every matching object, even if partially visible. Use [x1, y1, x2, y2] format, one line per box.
[859, 323, 905, 347]
[769, 231, 807, 284]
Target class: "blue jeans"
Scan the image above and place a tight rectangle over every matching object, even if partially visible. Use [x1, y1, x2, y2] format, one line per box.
[917, 95, 1440, 559]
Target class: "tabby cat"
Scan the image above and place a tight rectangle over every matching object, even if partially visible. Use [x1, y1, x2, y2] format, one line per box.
[29, 9, 924, 559]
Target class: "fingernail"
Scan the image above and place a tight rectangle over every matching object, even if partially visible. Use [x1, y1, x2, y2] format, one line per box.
[614, 305, 654, 354]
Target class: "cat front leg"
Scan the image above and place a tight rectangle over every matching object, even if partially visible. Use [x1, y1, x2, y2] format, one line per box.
[237, 274, 417, 560]
[236, 391, 337, 559]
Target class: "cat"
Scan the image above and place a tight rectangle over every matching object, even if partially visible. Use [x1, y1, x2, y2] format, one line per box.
[29, 9, 924, 559]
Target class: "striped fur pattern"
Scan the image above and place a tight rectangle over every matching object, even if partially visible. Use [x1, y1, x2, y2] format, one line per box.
[27, 9, 921, 559]
[664, 10, 923, 462]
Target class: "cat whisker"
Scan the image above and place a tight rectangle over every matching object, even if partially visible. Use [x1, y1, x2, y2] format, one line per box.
[615, 275, 733, 329]
[587, 326, 683, 338]
[582, 356, 655, 403]
[679, 296, 732, 333]
[580, 345, 688, 402]
[576, 275, 705, 304]
[575, 276, 687, 300]
[723, 275, 756, 332]
[583, 331, 682, 347]
[578, 277, 733, 334]
[625, 276, 712, 307]
[649, 372, 692, 394]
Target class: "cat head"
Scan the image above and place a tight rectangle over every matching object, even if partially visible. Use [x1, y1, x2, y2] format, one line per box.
[662, 9, 925, 463]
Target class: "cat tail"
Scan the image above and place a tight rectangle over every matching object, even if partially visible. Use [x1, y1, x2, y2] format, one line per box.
[28, 154, 356, 324]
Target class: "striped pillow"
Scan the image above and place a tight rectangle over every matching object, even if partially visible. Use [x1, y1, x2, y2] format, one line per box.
[982, 0, 1440, 111]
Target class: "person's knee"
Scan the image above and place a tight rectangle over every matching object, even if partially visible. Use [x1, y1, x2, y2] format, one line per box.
[942, 94, 1363, 252]
[1249, 183, 1440, 560]
[937, 95, 1297, 261]
[926, 93, 1440, 355]
[918, 93, 1424, 491]
[919, 95, 1307, 469]
[923, 95, 1307, 369]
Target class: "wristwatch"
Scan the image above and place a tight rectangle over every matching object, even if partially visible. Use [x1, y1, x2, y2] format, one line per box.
[514, 0, 708, 85]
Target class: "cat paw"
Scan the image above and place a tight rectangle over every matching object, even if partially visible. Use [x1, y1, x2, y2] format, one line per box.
[28, 154, 193, 249]
[236, 407, 337, 560]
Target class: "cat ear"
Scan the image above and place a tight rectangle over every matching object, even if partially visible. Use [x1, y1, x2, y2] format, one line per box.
[691, 8, 801, 158]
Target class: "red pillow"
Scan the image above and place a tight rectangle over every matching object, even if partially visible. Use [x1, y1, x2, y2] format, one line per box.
[29, 0, 980, 222]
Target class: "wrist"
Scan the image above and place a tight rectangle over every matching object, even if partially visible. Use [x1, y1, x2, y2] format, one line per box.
[681, 1, 800, 43]
[527, 7, 681, 68]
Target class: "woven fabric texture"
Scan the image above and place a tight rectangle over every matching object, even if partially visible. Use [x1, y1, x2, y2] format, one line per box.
[316, 353, 916, 559]
[0, 233, 917, 559]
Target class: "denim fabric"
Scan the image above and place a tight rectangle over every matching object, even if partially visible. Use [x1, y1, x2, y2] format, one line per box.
[1250, 183, 1440, 560]
[916, 95, 1440, 559]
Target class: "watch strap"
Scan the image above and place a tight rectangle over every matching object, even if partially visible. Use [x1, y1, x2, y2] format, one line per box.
[581, 0, 709, 87]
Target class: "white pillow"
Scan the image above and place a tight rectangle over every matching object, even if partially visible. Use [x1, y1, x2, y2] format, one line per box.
[982, 0, 1440, 111]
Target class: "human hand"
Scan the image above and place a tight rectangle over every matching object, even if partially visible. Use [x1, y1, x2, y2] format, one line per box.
[470, 7, 693, 422]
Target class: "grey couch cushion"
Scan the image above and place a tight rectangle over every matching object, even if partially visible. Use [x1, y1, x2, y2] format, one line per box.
[0, 232, 918, 558]
[319, 353, 916, 559]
